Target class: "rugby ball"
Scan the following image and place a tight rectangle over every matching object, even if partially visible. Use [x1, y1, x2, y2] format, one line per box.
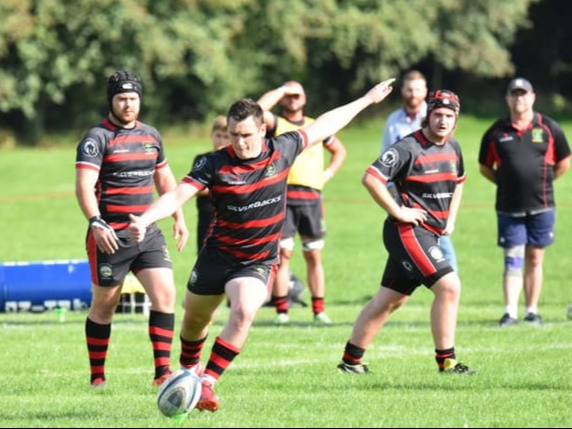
[157, 369, 202, 417]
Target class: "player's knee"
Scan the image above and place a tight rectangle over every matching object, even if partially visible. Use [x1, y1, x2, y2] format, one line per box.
[280, 237, 295, 251]
[504, 245, 524, 277]
[302, 239, 325, 252]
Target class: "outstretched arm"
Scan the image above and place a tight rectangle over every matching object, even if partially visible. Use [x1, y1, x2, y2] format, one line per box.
[154, 165, 189, 252]
[302, 78, 395, 147]
[129, 182, 199, 243]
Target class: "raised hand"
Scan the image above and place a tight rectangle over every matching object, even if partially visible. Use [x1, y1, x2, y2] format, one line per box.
[366, 78, 396, 104]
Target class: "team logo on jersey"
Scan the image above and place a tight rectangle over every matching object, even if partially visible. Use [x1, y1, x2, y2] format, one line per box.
[193, 156, 207, 171]
[99, 264, 112, 279]
[428, 246, 444, 262]
[449, 161, 457, 174]
[263, 163, 276, 178]
[532, 128, 544, 143]
[142, 142, 155, 154]
[499, 133, 513, 143]
[381, 148, 399, 167]
[82, 138, 99, 157]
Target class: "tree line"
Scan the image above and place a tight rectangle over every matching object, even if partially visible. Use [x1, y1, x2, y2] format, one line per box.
[0, 0, 570, 146]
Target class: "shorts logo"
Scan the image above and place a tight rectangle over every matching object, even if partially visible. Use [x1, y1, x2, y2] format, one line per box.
[429, 246, 444, 261]
[99, 264, 113, 279]
[189, 269, 198, 285]
[401, 260, 413, 272]
[255, 266, 266, 276]
[381, 148, 399, 167]
[531, 128, 544, 143]
[162, 246, 171, 262]
[82, 138, 99, 157]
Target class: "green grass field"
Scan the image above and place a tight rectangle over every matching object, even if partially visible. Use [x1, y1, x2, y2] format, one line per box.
[1, 116, 572, 428]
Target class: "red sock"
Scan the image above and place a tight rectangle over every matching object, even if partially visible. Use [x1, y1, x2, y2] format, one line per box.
[149, 311, 174, 378]
[204, 337, 240, 381]
[85, 318, 111, 383]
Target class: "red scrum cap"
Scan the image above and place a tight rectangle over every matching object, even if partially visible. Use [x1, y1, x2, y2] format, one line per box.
[427, 89, 460, 116]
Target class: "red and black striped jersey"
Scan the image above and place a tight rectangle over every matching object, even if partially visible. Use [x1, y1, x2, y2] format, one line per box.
[367, 130, 466, 234]
[75, 119, 168, 233]
[479, 113, 570, 213]
[184, 130, 307, 264]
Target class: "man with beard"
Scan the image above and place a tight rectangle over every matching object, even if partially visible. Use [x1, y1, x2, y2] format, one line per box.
[257, 81, 347, 324]
[75, 70, 188, 388]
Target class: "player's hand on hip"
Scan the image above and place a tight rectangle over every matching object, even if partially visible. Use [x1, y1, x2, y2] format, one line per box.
[128, 214, 147, 243]
[442, 222, 455, 236]
[396, 206, 427, 227]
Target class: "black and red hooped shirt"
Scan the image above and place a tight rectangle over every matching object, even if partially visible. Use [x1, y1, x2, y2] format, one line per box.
[76, 119, 168, 234]
[367, 130, 465, 235]
[184, 130, 307, 264]
[479, 113, 570, 214]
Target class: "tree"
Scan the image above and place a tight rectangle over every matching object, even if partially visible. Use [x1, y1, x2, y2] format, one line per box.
[0, 0, 544, 144]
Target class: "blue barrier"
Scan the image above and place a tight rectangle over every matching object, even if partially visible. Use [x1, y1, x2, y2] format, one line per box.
[0, 260, 92, 312]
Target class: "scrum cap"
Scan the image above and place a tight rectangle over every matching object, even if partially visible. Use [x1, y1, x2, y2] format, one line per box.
[106, 70, 142, 104]
[427, 89, 460, 116]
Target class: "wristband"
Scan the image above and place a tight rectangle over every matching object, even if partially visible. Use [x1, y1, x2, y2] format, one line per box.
[324, 169, 334, 181]
[89, 215, 113, 232]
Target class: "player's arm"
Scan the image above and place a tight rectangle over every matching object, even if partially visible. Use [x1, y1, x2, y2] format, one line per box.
[154, 165, 189, 251]
[443, 183, 464, 236]
[551, 121, 571, 180]
[323, 137, 346, 183]
[478, 130, 498, 184]
[554, 155, 570, 180]
[129, 182, 199, 244]
[257, 85, 289, 111]
[478, 164, 496, 183]
[75, 168, 100, 223]
[302, 78, 395, 148]
[257, 86, 292, 133]
[75, 168, 119, 254]
[362, 171, 426, 226]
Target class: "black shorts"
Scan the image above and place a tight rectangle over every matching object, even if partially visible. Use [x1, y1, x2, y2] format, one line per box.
[381, 219, 453, 296]
[188, 247, 277, 295]
[282, 201, 326, 240]
[87, 228, 172, 287]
